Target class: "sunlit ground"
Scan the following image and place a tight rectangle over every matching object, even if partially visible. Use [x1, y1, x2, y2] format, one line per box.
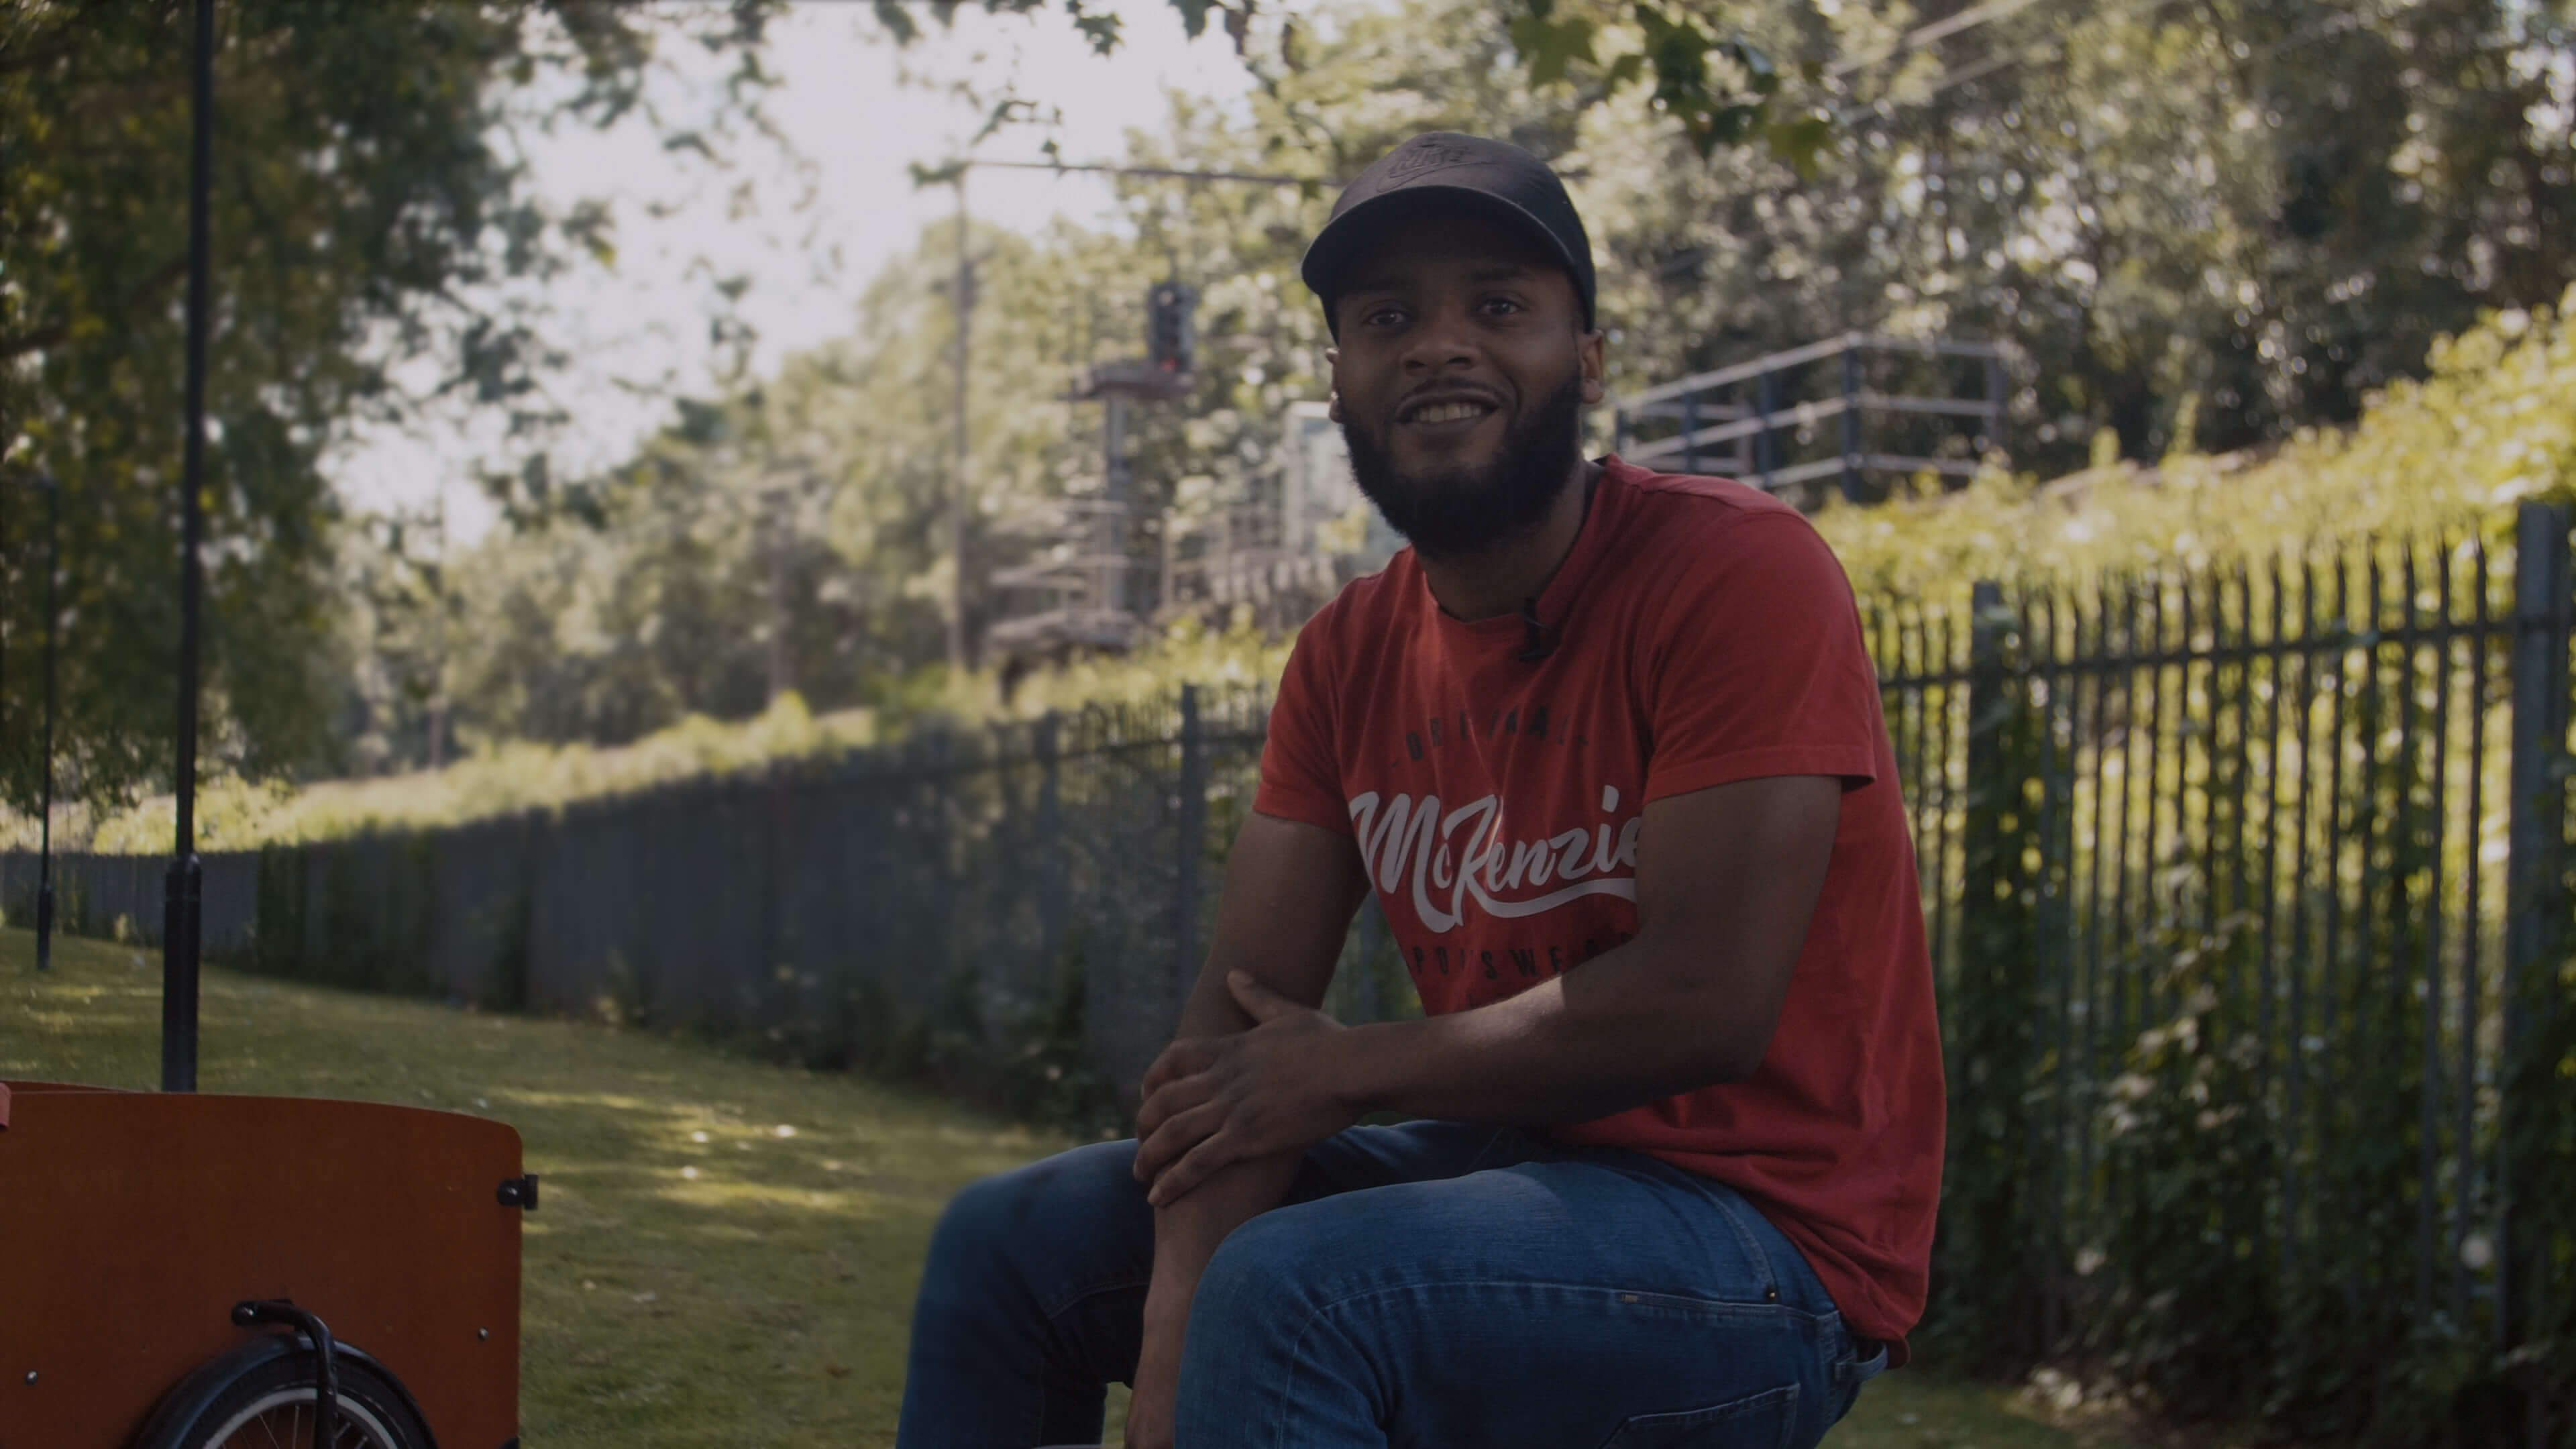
[3, 926, 2150, 1446]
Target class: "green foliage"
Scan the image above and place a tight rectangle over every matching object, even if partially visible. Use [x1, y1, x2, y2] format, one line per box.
[2085, 918, 2279, 1423]
[318, 0, 2576, 780]
[1817, 290, 2576, 598]
[1, 1, 782, 811]
[1575, 0, 2576, 476]
[244, 835, 439, 997]
[1927, 590, 2050, 1373]
[1918, 521, 2574, 1440]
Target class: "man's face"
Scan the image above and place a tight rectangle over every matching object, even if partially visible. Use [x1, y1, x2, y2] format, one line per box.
[1326, 213, 1606, 559]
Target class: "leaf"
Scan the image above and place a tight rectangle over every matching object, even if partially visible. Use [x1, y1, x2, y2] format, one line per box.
[870, 0, 920, 44]
[1171, 0, 1218, 39]
[1763, 110, 1833, 180]
[1508, 3, 1597, 89]
[1064, 1, 1122, 56]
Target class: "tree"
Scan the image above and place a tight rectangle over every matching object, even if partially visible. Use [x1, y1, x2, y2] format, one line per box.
[0, 0, 779, 810]
[343, 0, 2576, 749]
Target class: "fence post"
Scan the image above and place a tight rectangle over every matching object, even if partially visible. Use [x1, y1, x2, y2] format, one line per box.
[1756, 368, 1778, 486]
[2502, 501, 2570, 1442]
[1936, 580, 2045, 1367]
[1174, 686, 1207, 1026]
[1037, 712, 1066, 977]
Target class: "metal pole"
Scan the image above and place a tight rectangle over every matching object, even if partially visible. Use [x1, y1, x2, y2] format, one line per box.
[36, 472, 58, 971]
[1756, 368, 1778, 488]
[1173, 685, 1205, 1023]
[2500, 501, 2571, 1430]
[948, 177, 971, 675]
[1839, 337, 1862, 503]
[1104, 390, 1130, 618]
[162, 0, 215, 1093]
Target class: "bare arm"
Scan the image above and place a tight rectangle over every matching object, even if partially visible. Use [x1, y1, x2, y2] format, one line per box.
[1338, 774, 1840, 1122]
[1137, 813, 1368, 1361]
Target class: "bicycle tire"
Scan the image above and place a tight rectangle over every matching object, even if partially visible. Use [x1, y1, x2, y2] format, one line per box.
[160, 1353, 433, 1449]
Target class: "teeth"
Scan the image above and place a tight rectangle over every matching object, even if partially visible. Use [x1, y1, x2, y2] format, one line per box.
[1411, 400, 1491, 424]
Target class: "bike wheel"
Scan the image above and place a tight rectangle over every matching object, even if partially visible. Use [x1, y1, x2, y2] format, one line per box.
[166, 1354, 431, 1449]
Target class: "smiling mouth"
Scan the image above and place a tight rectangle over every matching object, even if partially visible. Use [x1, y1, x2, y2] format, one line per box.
[1401, 398, 1499, 425]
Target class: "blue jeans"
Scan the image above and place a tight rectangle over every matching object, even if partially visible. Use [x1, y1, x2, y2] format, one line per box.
[897, 1120, 1888, 1447]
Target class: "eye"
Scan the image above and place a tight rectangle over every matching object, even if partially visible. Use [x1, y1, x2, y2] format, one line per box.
[1362, 303, 1408, 328]
[1479, 294, 1527, 317]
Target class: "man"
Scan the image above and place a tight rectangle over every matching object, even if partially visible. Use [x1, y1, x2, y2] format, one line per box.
[898, 132, 1943, 1449]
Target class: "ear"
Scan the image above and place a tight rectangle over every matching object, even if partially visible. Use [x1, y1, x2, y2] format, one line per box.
[1325, 345, 1344, 422]
[1578, 327, 1607, 407]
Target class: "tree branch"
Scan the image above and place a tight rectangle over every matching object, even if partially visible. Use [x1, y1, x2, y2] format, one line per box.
[0, 250, 189, 362]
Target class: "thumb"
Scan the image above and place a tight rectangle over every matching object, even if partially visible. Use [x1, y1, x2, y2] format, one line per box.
[1227, 969, 1291, 1021]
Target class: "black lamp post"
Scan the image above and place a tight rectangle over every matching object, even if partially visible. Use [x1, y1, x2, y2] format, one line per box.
[161, 0, 215, 1092]
[34, 470, 58, 973]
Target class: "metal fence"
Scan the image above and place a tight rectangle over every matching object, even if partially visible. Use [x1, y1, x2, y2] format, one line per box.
[1880, 502, 2576, 1435]
[1, 687, 1413, 1096]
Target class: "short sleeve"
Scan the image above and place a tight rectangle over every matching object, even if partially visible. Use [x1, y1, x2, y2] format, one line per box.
[1641, 512, 1884, 803]
[1253, 617, 1354, 834]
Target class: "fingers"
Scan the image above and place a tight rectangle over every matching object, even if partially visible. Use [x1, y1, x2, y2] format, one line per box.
[1134, 1098, 1228, 1186]
[1146, 1127, 1243, 1208]
[1225, 969, 1291, 1020]
[1134, 1069, 1218, 1142]
[1141, 1037, 1216, 1099]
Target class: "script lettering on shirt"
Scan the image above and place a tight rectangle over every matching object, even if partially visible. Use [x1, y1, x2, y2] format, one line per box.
[1346, 784, 1643, 933]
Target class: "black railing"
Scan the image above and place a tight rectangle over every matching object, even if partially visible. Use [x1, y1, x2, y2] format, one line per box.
[1876, 503, 2574, 1438]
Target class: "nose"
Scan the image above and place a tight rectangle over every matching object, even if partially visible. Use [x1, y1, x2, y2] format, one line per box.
[1398, 299, 1480, 374]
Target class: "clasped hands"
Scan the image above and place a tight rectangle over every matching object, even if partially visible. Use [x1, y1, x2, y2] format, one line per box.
[1132, 971, 1362, 1207]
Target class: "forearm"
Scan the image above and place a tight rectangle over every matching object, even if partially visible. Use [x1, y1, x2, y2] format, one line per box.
[1146, 1151, 1300, 1307]
[1145, 960, 1308, 1299]
[1341, 938, 1768, 1124]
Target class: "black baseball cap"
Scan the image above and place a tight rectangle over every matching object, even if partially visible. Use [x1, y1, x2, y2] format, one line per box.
[1301, 132, 1597, 337]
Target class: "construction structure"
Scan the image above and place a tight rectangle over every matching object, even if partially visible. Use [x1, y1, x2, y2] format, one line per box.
[1158, 402, 1396, 632]
[987, 286, 1196, 658]
[1611, 332, 2008, 504]
[998, 330, 2012, 653]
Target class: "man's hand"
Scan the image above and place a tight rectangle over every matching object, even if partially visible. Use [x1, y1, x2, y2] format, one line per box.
[1132, 971, 1360, 1206]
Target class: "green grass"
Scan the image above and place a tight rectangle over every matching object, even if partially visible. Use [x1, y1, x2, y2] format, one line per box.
[1, 928, 2133, 1446]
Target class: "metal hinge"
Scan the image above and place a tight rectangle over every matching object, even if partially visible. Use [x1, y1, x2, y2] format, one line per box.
[496, 1175, 539, 1212]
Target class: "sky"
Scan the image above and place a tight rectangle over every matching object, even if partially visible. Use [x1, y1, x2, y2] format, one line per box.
[328, 0, 1268, 544]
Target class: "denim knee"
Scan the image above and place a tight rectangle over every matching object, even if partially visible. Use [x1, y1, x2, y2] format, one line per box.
[1191, 1205, 1324, 1331]
[923, 1139, 1144, 1302]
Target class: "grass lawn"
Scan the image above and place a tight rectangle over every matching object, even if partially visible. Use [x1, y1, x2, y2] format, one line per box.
[2, 927, 2134, 1447]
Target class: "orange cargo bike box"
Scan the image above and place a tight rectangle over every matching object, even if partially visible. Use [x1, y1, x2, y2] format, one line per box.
[1, 1079, 531, 1448]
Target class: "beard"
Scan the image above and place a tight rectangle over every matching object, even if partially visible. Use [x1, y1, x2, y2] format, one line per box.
[1341, 368, 1585, 561]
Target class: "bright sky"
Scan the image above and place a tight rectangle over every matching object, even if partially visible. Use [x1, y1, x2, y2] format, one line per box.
[329, 0, 1267, 544]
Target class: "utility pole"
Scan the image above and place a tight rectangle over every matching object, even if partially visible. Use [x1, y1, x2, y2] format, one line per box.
[929, 156, 1318, 665]
[947, 176, 972, 674]
[424, 488, 449, 771]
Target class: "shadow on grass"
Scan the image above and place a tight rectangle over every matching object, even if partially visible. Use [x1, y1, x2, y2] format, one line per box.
[5, 928, 2143, 1448]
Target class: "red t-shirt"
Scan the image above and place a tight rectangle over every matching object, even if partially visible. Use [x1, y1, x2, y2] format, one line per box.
[1253, 455, 1943, 1351]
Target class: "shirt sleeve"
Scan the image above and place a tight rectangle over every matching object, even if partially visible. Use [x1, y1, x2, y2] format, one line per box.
[1253, 614, 1354, 834]
[1641, 511, 1885, 804]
